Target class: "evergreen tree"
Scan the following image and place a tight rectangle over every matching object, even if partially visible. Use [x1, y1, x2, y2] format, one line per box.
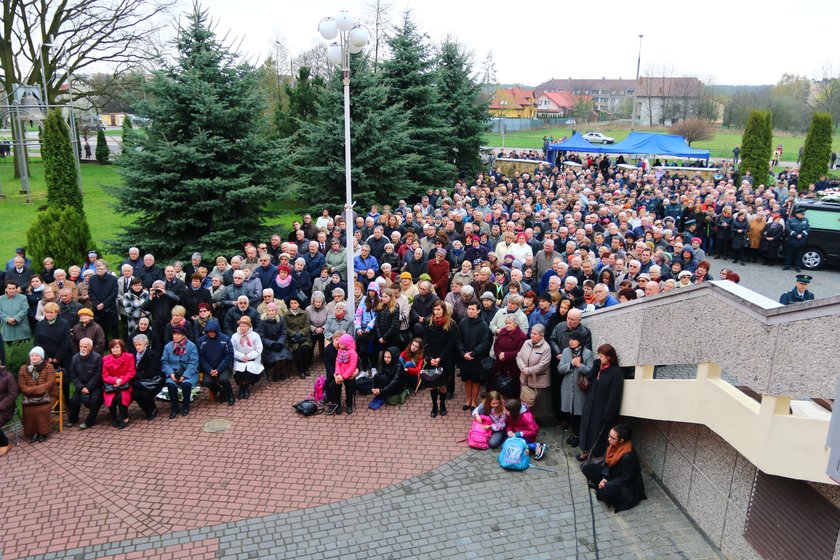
[295, 55, 421, 210]
[95, 127, 110, 164]
[43, 109, 84, 214]
[436, 38, 489, 176]
[112, 5, 281, 260]
[26, 206, 93, 270]
[799, 112, 834, 187]
[380, 11, 454, 188]
[275, 66, 324, 138]
[121, 114, 135, 149]
[739, 110, 771, 183]
[762, 110, 774, 170]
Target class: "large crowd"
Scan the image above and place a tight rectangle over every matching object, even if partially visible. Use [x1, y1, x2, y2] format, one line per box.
[1, 154, 828, 511]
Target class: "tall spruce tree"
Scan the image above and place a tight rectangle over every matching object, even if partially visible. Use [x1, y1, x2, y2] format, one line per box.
[112, 5, 280, 260]
[799, 112, 833, 187]
[380, 11, 454, 188]
[275, 66, 324, 138]
[121, 114, 136, 149]
[43, 109, 84, 214]
[95, 127, 110, 164]
[739, 110, 771, 183]
[436, 38, 489, 176]
[294, 55, 421, 210]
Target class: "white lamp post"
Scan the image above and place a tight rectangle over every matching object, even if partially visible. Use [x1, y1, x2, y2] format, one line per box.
[318, 11, 370, 316]
[630, 34, 643, 129]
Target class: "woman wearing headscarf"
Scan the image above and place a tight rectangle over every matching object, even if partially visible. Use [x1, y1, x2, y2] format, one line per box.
[18, 346, 57, 442]
[285, 295, 312, 378]
[556, 331, 594, 448]
[581, 424, 646, 512]
[231, 315, 263, 399]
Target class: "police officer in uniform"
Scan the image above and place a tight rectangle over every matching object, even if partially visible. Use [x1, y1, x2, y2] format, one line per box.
[782, 207, 810, 272]
[779, 274, 815, 306]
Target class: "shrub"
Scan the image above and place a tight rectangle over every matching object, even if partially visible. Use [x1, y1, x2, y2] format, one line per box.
[25, 206, 94, 270]
[799, 113, 834, 188]
[669, 119, 713, 146]
[95, 128, 110, 164]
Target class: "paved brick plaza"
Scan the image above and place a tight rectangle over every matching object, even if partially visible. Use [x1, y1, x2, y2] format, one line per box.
[2, 364, 721, 560]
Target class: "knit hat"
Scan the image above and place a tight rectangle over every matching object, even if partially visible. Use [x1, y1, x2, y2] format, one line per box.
[266, 302, 278, 311]
[77, 308, 94, 317]
[436, 248, 446, 257]
[172, 324, 188, 335]
[367, 282, 380, 295]
[29, 346, 45, 359]
[418, 273, 432, 282]
[480, 291, 496, 301]
[399, 272, 413, 280]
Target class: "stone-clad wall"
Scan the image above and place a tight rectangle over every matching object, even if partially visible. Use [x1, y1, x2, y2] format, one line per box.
[581, 284, 840, 400]
[633, 419, 762, 560]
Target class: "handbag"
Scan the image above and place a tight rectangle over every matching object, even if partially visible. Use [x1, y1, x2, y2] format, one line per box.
[520, 384, 537, 407]
[481, 355, 495, 372]
[22, 393, 51, 406]
[138, 377, 161, 391]
[496, 375, 516, 398]
[355, 376, 374, 395]
[292, 399, 323, 416]
[420, 365, 445, 384]
[104, 383, 130, 393]
[577, 373, 590, 392]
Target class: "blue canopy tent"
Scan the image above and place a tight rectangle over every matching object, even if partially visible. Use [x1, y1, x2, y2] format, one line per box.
[545, 132, 605, 164]
[598, 132, 710, 162]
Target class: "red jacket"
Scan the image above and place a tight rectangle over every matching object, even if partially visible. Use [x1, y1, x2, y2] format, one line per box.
[508, 405, 539, 442]
[102, 352, 136, 407]
[400, 349, 424, 378]
[427, 258, 451, 298]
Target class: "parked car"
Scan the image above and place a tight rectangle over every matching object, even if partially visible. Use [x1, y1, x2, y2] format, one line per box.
[792, 200, 840, 270]
[564, 118, 576, 125]
[582, 131, 615, 144]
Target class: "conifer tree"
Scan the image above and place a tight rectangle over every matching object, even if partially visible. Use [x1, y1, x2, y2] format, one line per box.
[43, 109, 84, 214]
[436, 38, 489, 175]
[739, 110, 771, 183]
[26, 206, 93, 269]
[294, 55, 421, 209]
[112, 4, 280, 260]
[799, 112, 833, 187]
[380, 10, 454, 188]
[95, 127, 110, 164]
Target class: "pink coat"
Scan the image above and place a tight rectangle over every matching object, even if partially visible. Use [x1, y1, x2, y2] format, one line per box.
[102, 352, 136, 407]
[508, 405, 539, 442]
[335, 334, 358, 380]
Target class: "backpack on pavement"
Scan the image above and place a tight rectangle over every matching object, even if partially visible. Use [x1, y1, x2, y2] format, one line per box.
[499, 436, 530, 470]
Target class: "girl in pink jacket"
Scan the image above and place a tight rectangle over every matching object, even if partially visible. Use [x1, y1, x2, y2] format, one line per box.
[504, 398, 548, 459]
[327, 334, 359, 415]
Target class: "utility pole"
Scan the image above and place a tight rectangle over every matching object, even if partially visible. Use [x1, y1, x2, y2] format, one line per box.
[631, 34, 643, 130]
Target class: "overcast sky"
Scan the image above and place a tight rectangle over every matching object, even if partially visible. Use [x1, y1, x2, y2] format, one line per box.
[194, 0, 837, 86]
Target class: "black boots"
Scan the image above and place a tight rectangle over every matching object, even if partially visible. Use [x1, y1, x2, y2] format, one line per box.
[430, 391, 446, 417]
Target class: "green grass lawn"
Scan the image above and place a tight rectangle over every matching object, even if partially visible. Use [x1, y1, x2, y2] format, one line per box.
[0, 158, 304, 266]
[484, 125, 840, 160]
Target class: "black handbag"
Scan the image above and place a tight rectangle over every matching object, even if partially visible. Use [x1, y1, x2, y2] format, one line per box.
[292, 399, 323, 416]
[22, 393, 51, 406]
[481, 355, 496, 372]
[496, 375, 517, 398]
[138, 377, 161, 391]
[420, 365, 445, 384]
[355, 376, 374, 395]
[104, 383, 130, 393]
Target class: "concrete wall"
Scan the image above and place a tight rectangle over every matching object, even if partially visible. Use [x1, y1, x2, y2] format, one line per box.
[635, 419, 840, 560]
[582, 282, 840, 400]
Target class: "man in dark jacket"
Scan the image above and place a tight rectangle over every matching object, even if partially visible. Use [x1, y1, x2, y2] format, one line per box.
[409, 281, 439, 336]
[138, 254, 164, 289]
[88, 259, 119, 339]
[142, 280, 179, 336]
[67, 338, 104, 429]
[198, 319, 235, 405]
[254, 254, 277, 290]
[223, 296, 260, 335]
[181, 274, 212, 319]
[782, 207, 810, 272]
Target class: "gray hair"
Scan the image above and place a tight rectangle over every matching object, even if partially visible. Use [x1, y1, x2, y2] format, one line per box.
[332, 287, 345, 298]
[564, 276, 578, 286]
[335, 302, 347, 313]
[132, 334, 149, 347]
[531, 324, 546, 336]
[460, 285, 475, 298]
[191, 252, 202, 260]
[295, 257, 306, 266]
[311, 290, 325, 303]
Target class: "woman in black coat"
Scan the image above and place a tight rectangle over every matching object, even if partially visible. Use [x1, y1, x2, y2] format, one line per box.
[730, 210, 750, 265]
[455, 301, 491, 410]
[256, 304, 292, 380]
[713, 207, 735, 259]
[760, 215, 785, 266]
[374, 290, 401, 350]
[422, 300, 457, 418]
[130, 333, 162, 420]
[581, 424, 646, 512]
[578, 343, 624, 461]
[371, 347, 407, 403]
[34, 303, 73, 369]
[0, 365, 19, 456]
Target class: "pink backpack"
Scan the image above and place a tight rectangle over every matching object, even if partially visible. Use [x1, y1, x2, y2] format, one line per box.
[468, 415, 492, 450]
[311, 375, 326, 403]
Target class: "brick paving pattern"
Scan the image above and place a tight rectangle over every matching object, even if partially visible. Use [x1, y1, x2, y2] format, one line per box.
[3, 361, 721, 560]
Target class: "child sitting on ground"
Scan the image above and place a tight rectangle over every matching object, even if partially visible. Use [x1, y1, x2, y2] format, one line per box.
[472, 391, 509, 449]
[504, 398, 548, 460]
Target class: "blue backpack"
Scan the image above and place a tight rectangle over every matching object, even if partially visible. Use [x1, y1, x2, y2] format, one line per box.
[499, 436, 530, 470]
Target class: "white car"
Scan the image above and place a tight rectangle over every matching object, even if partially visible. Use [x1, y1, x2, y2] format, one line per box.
[583, 131, 615, 144]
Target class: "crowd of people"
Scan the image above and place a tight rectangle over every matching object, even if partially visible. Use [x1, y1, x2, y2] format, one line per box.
[4, 154, 825, 510]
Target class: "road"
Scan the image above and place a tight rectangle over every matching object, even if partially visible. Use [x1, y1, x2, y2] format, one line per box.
[700, 254, 840, 301]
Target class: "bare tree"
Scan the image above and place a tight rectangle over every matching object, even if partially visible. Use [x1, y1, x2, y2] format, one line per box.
[670, 119, 713, 145]
[292, 44, 331, 81]
[480, 50, 497, 86]
[364, 0, 392, 72]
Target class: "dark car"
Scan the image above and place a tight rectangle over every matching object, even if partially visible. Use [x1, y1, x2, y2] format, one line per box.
[792, 200, 840, 270]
